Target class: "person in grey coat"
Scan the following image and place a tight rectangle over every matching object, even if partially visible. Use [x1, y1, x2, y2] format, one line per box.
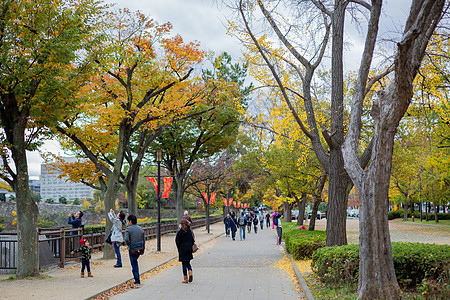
[108, 209, 126, 268]
[125, 215, 145, 286]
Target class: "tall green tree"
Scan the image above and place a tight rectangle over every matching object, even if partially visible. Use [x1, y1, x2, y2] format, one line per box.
[153, 52, 251, 220]
[0, 0, 102, 277]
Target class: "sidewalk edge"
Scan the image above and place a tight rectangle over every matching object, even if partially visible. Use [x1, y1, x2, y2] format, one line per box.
[284, 247, 315, 300]
[86, 232, 225, 300]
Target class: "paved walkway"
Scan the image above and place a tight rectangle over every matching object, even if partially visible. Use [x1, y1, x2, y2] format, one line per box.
[112, 223, 303, 300]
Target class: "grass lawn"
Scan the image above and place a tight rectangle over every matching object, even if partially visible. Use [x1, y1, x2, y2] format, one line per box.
[391, 218, 450, 226]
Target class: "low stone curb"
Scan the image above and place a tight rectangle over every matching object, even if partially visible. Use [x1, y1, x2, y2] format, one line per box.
[86, 232, 225, 300]
[284, 246, 315, 300]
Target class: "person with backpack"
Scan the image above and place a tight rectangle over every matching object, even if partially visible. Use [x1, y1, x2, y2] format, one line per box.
[265, 212, 270, 228]
[275, 213, 282, 245]
[253, 214, 259, 233]
[237, 212, 247, 241]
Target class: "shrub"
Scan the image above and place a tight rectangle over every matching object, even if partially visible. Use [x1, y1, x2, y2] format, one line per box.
[285, 229, 326, 260]
[311, 242, 450, 290]
[388, 209, 450, 220]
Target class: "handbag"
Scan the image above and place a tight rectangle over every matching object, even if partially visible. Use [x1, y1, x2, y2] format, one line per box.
[105, 231, 112, 245]
[191, 230, 198, 253]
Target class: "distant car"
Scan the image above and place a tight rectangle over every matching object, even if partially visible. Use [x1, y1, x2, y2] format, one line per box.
[348, 209, 359, 218]
[291, 210, 299, 220]
[306, 210, 326, 220]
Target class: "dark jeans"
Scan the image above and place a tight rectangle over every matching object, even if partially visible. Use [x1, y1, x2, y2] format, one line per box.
[231, 230, 236, 240]
[260, 221, 263, 229]
[181, 261, 192, 276]
[225, 225, 230, 236]
[277, 227, 283, 245]
[129, 250, 140, 284]
[254, 225, 258, 233]
[266, 219, 270, 228]
[113, 242, 122, 266]
[81, 259, 90, 272]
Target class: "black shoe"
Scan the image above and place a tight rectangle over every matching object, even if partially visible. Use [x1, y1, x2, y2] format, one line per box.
[114, 264, 122, 268]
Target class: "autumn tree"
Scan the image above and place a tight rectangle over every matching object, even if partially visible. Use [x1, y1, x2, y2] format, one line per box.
[342, 0, 446, 298]
[0, 0, 102, 277]
[49, 8, 205, 258]
[151, 52, 251, 220]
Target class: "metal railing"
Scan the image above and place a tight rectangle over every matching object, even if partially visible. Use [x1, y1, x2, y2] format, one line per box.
[0, 215, 222, 272]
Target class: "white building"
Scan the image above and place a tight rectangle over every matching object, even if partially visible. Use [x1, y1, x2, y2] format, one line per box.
[40, 157, 94, 202]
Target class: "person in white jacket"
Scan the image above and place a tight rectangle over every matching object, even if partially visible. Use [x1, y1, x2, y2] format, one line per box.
[108, 209, 126, 267]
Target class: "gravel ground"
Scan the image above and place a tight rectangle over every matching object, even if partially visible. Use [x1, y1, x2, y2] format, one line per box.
[307, 218, 450, 245]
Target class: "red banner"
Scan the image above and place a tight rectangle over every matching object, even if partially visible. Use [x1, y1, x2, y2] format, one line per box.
[238, 201, 241, 208]
[233, 201, 236, 207]
[210, 193, 216, 204]
[228, 198, 233, 206]
[145, 177, 158, 196]
[223, 198, 227, 206]
[162, 177, 172, 198]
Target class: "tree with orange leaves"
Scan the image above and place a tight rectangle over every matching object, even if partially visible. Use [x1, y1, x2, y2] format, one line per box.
[46, 8, 206, 258]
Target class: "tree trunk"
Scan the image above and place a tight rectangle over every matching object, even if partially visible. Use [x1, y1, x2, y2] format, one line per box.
[308, 195, 321, 231]
[126, 166, 139, 216]
[433, 202, 438, 223]
[283, 201, 292, 223]
[296, 193, 307, 226]
[403, 202, 408, 221]
[173, 177, 185, 221]
[103, 122, 131, 259]
[13, 134, 39, 277]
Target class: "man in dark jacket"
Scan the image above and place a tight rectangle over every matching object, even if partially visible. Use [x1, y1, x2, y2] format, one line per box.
[125, 215, 145, 287]
[68, 211, 83, 235]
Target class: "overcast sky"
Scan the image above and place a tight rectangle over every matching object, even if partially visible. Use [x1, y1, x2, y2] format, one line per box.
[27, 0, 412, 179]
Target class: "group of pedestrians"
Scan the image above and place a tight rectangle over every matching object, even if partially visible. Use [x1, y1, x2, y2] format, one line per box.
[223, 210, 282, 244]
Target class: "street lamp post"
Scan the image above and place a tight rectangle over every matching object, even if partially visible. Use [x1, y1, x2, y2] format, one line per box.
[206, 178, 210, 234]
[156, 150, 163, 252]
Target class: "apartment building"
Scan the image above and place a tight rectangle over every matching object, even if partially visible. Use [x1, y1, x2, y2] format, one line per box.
[40, 157, 94, 202]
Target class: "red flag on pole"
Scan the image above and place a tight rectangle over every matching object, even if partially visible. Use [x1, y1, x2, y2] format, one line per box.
[223, 198, 227, 206]
[162, 177, 172, 198]
[210, 193, 216, 204]
[145, 177, 158, 196]
[228, 198, 233, 206]
[201, 193, 207, 202]
[233, 201, 236, 207]
[238, 201, 241, 208]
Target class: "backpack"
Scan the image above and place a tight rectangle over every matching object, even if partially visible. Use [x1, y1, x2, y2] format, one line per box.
[253, 217, 258, 225]
[273, 216, 278, 226]
[238, 216, 245, 226]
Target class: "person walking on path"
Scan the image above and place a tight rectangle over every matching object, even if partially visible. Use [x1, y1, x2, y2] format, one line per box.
[223, 213, 231, 237]
[183, 210, 193, 225]
[229, 212, 238, 241]
[108, 209, 126, 268]
[68, 211, 83, 235]
[275, 213, 283, 245]
[253, 214, 259, 233]
[258, 212, 264, 230]
[265, 212, 270, 228]
[175, 219, 195, 283]
[124, 215, 145, 287]
[237, 212, 247, 241]
[70, 238, 93, 278]
[246, 212, 253, 234]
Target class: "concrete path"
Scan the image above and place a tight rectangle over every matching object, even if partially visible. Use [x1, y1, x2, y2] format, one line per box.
[112, 224, 303, 300]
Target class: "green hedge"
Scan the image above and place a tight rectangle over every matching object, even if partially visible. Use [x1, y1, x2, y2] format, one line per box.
[285, 228, 326, 260]
[388, 210, 450, 220]
[311, 242, 450, 290]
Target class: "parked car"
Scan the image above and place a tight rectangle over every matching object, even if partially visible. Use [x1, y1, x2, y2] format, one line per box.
[306, 210, 327, 220]
[291, 210, 299, 220]
[347, 209, 359, 218]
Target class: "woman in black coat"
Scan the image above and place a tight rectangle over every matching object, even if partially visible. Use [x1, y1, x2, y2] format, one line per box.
[175, 219, 195, 283]
[228, 212, 238, 241]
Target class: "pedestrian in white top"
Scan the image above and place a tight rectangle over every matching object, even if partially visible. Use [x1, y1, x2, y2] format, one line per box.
[108, 209, 126, 268]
